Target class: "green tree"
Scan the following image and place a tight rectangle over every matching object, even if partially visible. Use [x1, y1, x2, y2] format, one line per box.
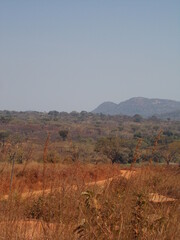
[95, 137, 133, 164]
[0, 130, 10, 147]
[159, 141, 180, 165]
[133, 114, 143, 123]
[59, 130, 68, 141]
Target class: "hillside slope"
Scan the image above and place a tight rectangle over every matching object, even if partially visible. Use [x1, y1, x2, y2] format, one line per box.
[92, 97, 180, 118]
[92, 101, 118, 115]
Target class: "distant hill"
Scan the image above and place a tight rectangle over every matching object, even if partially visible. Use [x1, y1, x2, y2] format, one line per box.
[92, 102, 118, 115]
[92, 97, 180, 118]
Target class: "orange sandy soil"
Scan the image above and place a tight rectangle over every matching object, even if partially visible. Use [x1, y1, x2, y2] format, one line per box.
[1, 169, 176, 203]
[1, 169, 136, 200]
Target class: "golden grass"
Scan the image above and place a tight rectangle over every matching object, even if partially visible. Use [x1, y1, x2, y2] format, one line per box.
[0, 163, 179, 239]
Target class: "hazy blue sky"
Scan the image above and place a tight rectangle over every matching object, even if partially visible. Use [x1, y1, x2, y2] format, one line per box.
[0, 0, 180, 112]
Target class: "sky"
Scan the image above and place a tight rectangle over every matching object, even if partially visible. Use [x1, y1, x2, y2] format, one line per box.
[0, 0, 180, 112]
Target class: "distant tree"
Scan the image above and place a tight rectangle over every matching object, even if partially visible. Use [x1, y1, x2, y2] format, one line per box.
[48, 111, 59, 117]
[0, 116, 12, 124]
[0, 130, 10, 147]
[133, 114, 143, 123]
[47, 111, 59, 121]
[159, 141, 180, 165]
[59, 130, 68, 141]
[134, 132, 142, 139]
[80, 111, 88, 115]
[59, 112, 69, 117]
[163, 130, 173, 137]
[70, 111, 79, 117]
[95, 137, 132, 164]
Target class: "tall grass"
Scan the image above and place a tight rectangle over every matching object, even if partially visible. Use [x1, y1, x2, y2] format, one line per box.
[0, 163, 179, 239]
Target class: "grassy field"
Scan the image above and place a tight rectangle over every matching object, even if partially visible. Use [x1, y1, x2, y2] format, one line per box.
[0, 163, 179, 239]
[0, 112, 179, 239]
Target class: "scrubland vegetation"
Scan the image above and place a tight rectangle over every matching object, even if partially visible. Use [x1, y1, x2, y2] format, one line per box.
[0, 110, 179, 239]
[0, 110, 180, 165]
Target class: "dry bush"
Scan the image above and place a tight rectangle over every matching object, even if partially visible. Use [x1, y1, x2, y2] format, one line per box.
[0, 163, 179, 239]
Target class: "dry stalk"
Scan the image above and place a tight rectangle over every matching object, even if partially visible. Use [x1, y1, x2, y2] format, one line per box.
[149, 130, 162, 164]
[43, 133, 50, 193]
[131, 138, 143, 168]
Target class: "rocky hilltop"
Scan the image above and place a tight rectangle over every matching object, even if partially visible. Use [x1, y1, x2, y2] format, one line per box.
[92, 97, 180, 118]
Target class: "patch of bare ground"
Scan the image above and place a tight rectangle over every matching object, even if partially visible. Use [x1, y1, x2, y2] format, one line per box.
[149, 193, 176, 203]
[1, 169, 136, 200]
[1, 169, 177, 203]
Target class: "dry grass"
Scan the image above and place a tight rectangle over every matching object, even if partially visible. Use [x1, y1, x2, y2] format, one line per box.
[0, 163, 179, 239]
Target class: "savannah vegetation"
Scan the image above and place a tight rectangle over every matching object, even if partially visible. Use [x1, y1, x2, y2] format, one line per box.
[0, 110, 179, 239]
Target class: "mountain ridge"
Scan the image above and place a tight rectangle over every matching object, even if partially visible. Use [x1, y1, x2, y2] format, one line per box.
[92, 97, 180, 118]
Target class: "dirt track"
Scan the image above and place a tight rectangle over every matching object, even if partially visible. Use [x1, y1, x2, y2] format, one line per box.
[2, 170, 176, 203]
[1, 169, 176, 203]
[2, 170, 135, 200]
